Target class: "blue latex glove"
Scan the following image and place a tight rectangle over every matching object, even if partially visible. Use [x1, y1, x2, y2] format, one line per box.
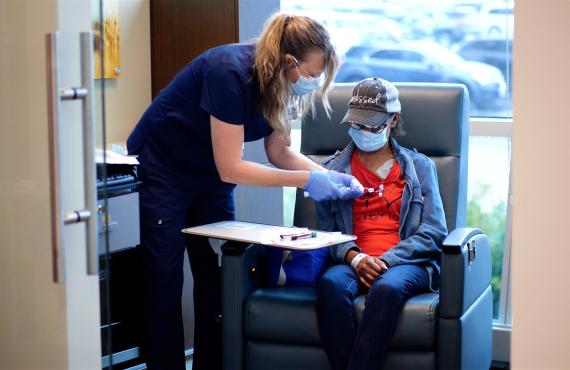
[304, 171, 364, 201]
[327, 170, 364, 200]
[304, 171, 343, 201]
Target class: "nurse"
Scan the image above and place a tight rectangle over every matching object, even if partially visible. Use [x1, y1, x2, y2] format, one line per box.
[126, 13, 363, 370]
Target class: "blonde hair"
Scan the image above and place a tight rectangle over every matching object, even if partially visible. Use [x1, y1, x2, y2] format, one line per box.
[253, 13, 338, 136]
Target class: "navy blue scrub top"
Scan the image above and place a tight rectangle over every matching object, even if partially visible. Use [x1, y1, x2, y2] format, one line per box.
[127, 43, 273, 194]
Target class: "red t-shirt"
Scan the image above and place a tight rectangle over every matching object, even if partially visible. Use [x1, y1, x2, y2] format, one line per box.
[351, 153, 405, 257]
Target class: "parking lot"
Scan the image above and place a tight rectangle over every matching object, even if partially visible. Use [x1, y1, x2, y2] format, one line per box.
[282, 0, 513, 118]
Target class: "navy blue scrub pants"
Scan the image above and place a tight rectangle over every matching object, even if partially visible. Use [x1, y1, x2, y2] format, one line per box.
[139, 169, 234, 370]
[317, 263, 429, 370]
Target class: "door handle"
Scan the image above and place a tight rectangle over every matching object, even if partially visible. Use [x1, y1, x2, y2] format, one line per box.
[45, 32, 98, 283]
[80, 32, 98, 278]
[45, 32, 64, 283]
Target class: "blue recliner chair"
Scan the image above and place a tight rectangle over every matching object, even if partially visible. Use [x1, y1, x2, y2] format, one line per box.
[222, 83, 493, 370]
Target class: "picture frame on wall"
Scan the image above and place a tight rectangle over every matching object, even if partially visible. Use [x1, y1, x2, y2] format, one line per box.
[93, 0, 120, 79]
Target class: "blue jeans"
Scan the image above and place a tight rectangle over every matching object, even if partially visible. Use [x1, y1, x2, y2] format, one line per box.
[317, 263, 430, 370]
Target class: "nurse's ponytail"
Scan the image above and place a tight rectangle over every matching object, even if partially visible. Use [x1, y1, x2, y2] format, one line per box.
[254, 13, 337, 136]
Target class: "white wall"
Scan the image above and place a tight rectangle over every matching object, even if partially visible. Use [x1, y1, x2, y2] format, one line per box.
[95, 0, 151, 145]
[511, 1, 570, 368]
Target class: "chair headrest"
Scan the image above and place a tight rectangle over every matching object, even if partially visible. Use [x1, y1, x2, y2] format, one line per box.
[300, 83, 469, 157]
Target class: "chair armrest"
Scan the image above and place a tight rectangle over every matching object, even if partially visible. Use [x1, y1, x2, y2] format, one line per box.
[221, 242, 266, 370]
[439, 227, 492, 318]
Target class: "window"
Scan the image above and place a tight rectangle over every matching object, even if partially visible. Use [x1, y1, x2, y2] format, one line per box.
[282, 0, 513, 119]
[370, 50, 404, 60]
[281, 0, 513, 323]
[370, 50, 425, 63]
[490, 8, 512, 15]
[467, 135, 511, 318]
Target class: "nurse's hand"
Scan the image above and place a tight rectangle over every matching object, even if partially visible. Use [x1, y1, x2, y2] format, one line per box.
[304, 171, 343, 201]
[304, 171, 362, 201]
[327, 170, 364, 200]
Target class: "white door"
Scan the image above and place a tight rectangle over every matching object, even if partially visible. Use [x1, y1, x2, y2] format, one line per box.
[0, 1, 102, 368]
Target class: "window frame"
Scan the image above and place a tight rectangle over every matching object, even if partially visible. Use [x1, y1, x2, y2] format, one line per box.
[469, 117, 512, 363]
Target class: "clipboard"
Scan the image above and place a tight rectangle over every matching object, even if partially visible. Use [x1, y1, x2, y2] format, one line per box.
[182, 220, 356, 250]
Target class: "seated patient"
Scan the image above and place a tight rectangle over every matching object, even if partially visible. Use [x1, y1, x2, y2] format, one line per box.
[316, 78, 448, 370]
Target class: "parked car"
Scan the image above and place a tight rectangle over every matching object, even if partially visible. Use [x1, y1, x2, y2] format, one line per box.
[291, 10, 402, 56]
[458, 38, 513, 84]
[431, 3, 482, 47]
[336, 41, 506, 108]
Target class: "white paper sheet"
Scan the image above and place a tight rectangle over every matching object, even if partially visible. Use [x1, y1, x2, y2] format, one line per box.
[95, 148, 139, 165]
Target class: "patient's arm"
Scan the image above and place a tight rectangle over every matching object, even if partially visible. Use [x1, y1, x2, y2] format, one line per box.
[315, 199, 359, 264]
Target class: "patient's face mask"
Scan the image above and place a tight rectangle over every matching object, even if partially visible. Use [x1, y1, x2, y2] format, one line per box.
[349, 127, 389, 152]
[290, 56, 323, 96]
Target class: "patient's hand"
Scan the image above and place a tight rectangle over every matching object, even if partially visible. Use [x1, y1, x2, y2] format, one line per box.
[355, 256, 387, 289]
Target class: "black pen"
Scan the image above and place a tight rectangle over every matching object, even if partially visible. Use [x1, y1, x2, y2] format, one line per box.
[280, 231, 317, 240]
